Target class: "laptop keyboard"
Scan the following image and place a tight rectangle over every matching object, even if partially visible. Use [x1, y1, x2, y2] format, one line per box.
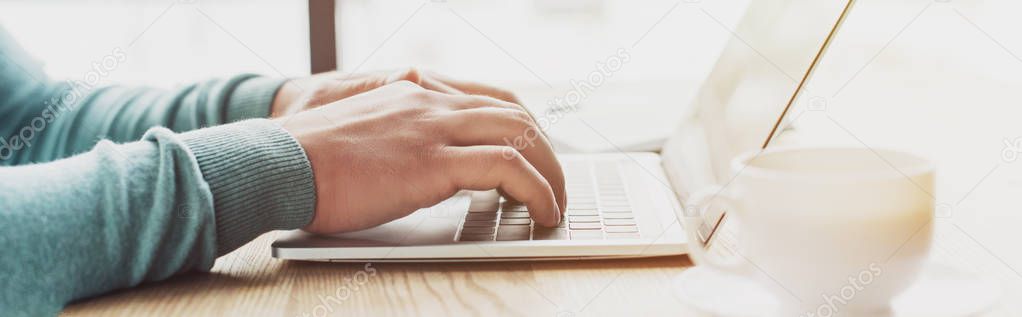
[457, 161, 640, 241]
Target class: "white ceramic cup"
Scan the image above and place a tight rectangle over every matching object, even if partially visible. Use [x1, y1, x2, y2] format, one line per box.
[683, 146, 935, 316]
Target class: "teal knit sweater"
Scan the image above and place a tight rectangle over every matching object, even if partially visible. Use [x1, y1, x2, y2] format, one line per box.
[0, 26, 317, 316]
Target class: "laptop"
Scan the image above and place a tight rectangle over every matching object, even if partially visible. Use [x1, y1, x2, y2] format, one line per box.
[272, 0, 855, 262]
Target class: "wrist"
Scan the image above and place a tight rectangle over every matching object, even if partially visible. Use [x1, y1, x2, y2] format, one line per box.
[180, 119, 317, 255]
[271, 80, 303, 118]
[225, 75, 288, 122]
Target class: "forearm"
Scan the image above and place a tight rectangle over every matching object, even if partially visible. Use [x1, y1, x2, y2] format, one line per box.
[0, 119, 315, 316]
[1, 25, 288, 166]
[1, 74, 286, 165]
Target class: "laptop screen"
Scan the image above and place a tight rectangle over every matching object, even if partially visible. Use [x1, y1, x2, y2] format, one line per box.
[661, 0, 854, 200]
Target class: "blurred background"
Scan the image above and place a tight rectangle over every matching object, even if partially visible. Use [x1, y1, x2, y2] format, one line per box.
[3, 0, 1022, 309]
[0, 0, 738, 87]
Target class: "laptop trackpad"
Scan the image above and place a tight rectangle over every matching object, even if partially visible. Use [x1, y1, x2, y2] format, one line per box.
[297, 192, 471, 247]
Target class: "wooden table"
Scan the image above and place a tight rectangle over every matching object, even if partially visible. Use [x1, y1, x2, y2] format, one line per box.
[62, 231, 696, 316]
[59, 224, 1020, 317]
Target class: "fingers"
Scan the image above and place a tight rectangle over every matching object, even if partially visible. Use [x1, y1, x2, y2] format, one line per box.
[384, 68, 467, 95]
[441, 146, 561, 227]
[422, 70, 522, 104]
[442, 92, 549, 135]
[379, 68, 522, 106]
[315, 68, 518, 106]
[419, 77, 464, 95]
[438, 107, 566, 216]
[440, 94, 554, 150]
[307, 68, 458, 105]
[442, 94, 519, 111]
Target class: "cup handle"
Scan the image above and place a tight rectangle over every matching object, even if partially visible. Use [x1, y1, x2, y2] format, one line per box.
[684, 185, 745, 275]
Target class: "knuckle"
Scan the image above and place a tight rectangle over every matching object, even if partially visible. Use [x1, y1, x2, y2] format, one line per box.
[420, 110, 448, 135]
[497, 99, 531, 116]
[428, 148, 456, 185]
[306, 83, 333, 105]
[362, 76, 389, 92]
[460, 94, 496, 108]
[496, 89, 520, 103]
[506, 109, 537, 131]
[509, 108, 534, 124]
[397, 67, 422, 84]
[400, 104, 436, 119]
[408, 88, 437, 103]
[496, 147, 526, 165]
[389, 79, 422, 90]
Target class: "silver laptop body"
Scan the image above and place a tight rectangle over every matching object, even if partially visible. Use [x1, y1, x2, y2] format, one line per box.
[272, 0, 854, 262]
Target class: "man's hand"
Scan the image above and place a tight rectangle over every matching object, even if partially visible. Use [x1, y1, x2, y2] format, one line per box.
[271, 68, 523, 117]
[277, 80, 566, 234]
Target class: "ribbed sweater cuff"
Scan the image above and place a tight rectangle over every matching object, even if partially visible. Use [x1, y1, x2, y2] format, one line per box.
[180, 119, 316, 256]
[225, 76, 288, 123]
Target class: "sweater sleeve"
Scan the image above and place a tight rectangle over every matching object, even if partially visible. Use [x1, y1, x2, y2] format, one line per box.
[0, 119, 316, 317]
[0, 24, 287, 166]
[0, 25, 317, 316]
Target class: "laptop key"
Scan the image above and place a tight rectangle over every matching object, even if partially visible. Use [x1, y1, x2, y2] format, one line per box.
[533, 228, 569, 240]
[569, 223, 602, 230]
[500, 218, 532, 225]
[605, 232, 641, 239]
[502, 205, 528, 212]
[463, 220, 497, 227]
[469, 205, 498, 213]
[500, 211, 531, 219]
[600, 208, 632, 213]
[496, 226, 531, 241]
[570, 230, 603, 240]
[566, 210, 599, 216]
[459, 234, 495, 241]
[604, 226, 638, 233]
[466, 213, 498, 221]
[603, 219, 637, 226]
[469, 192, 499, 210]
[461, 227, 496, 235]
[601, 213, 634, 219]
[568, 215, 601, 223]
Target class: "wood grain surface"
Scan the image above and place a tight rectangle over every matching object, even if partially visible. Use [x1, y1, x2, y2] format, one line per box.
[62, 231, 702, 316]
